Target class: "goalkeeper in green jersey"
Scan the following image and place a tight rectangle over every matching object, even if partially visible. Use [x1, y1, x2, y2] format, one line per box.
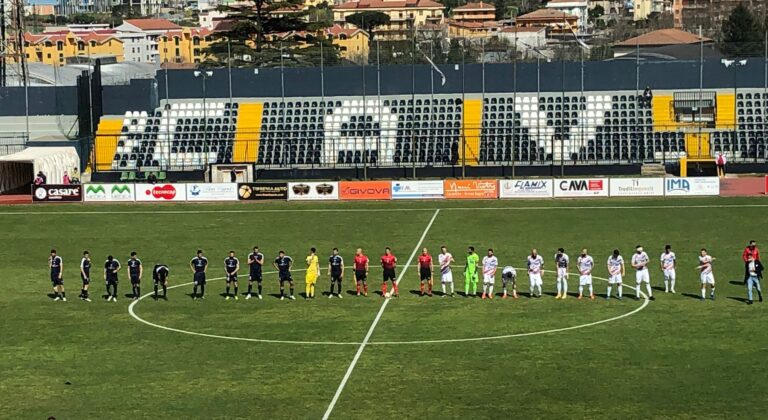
[465, 246, 480, 297]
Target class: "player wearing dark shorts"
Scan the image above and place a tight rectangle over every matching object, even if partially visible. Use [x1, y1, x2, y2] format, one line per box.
[328, 248, 344, 298]
[246, 246, 264, 300]
[417, 247, 434, 297]
[104, 255, 121, 302]
[381, 247, 398, 298]
[190, 250, 208, 300]
[153, 264, 169, 299]
[273, 251, 295, 300]
[79, 251, 92, 302]
[224, 251, 240, 300]
[49, 249, 65, 302]
[127, 251, 143, 300]
[353, 248, 369, 297]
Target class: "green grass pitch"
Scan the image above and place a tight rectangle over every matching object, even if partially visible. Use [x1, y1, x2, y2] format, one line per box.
[1, 197, 767, 419]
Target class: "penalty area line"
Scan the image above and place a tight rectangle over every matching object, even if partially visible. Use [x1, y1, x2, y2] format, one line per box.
[321, 208, 441, 420]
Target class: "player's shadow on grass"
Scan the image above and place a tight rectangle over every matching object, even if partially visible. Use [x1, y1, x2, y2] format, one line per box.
[46, 293, 58, 299]
[268, 293, 283, 299]
[123, 293, 136, 299]
[727, 296, 750, 304]
[681, 292, 703, 300]
[729, 280, 747, 286]
[651, 286, 666, 292]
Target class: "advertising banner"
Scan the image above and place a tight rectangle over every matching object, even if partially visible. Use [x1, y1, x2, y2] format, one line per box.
[186, 183, 238, 201]
[32, 184, 82, 202]
[287, 182, 339, 201]
[499, 179, 554, 198]
[609, 178, 664, 197]
[83, 184, 135, 202]
[664, 177, 720, 196]
[391, 180, 444, 199]
[443, 179, 498, 199]
[554, 178, 609, 198]
[135, 183, 187, 201]
[238, 183, 289, 200]
[339, 181, 392, 200]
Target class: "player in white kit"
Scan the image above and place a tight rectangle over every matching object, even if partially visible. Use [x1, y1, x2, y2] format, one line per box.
[527, 249, 544, 298]
[501, 266, 517, 298]
[577, 249, 595, 300]
[697, 248, 716, 301]
[438, 246, 455, 297]
[660, 245, 677, 293]
[481, 249, 498, 300]
[606, 249, 625, 300]
[554, 248, 569, 299]
[631, 245, 655, 300]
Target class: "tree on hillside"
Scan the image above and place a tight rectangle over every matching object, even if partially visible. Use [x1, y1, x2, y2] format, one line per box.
[720, 3, 765, 57]
[205, 0, 339, 67]
[345, 11, 390, 43]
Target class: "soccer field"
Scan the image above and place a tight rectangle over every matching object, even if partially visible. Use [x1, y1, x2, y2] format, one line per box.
[2, 197, 767, 419]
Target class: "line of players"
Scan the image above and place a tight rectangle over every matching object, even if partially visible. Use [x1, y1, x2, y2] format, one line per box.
[47, 243, 750, 303]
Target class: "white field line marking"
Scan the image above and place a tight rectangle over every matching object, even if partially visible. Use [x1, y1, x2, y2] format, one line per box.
[5, 202, 768, 216]
[321, 209, 441, 420]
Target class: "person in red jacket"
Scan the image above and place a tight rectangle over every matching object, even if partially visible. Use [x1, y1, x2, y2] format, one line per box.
[742, 240, 760, 283]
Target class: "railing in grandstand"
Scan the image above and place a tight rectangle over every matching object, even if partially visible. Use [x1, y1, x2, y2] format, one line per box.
[0, 134, 28, 158]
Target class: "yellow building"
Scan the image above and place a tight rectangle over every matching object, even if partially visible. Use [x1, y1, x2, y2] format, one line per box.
[158, 28, 213, 65]
[452, 1, 496, 23]
[21, 30, 124, 66]
[326, 25, 370, 63]
[333, 0, 445, 40]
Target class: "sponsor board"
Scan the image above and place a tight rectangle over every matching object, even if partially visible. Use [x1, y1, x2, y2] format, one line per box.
[499, 179, 554, 198]
[443, 180, 498, 199]
[84, 184, 135, 202]
[339, 181, 392, 200]
[608, 178, 664, 197]
[664, 177, 719, 196]
[186, 183, 238, 201]
[390, 180, 444, 199]
[32, 184, 82, 202]
[554, 178, 609, 198]
[238, 183, 289, 200]
[287, 182, 339, 201]
[135, 183, 187, 201]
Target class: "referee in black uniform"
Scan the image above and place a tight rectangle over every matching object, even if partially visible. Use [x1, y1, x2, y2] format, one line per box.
[190, 250, 208, 300]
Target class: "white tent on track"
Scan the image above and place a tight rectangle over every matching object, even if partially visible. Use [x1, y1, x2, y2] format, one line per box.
[0, 147, 80, 193]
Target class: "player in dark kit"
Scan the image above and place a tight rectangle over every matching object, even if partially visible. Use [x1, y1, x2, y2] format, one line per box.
[246, 246, 264, 300]
[127, 251, 143, 300]
[190, 250, 208, 300]
[104, 255, 121, 302]
[327, 248, 344, 298]
[152, 264, 170, 299]
[381, 247, 398, 298]
[79, 251, 92, 302]
[273, 251, 295, 300]
[49, 249, 65, 302]
[224, 251, 240, 300]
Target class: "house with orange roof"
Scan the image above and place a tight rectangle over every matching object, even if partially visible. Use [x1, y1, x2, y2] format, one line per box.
[333, 0, 445, 40]
[18, 30, 124, 66]
[515, 8, 578, 35]
[115, 18, 183, 64]
[612, 28, 713, 58]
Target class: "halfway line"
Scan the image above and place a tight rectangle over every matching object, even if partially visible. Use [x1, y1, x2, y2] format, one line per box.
[321, 208, 441, 420]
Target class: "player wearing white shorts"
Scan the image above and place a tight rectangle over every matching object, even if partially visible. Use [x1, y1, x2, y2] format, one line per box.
[554, 248, 569, 299]
[527, 249, 544, 298]
[501, 266, 518, 299]
[438, 246, 455, 297]
[577, 249, 595, 300]
[660, 245, 677, 293]
[481, 249, 498, 300]
[697, 248, 716, 301]
[606, 249, 625, 301]
[631, 246, 654, 300]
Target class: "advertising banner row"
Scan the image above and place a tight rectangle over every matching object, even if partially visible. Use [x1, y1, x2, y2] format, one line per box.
[33, 177, 721, 203]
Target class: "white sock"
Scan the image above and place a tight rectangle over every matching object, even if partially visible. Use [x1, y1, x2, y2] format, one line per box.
[483, 284, 488, 294]
[557, 280, 562, 294]
[488, 285, 493, 296]
[701, 287, 706, 298]
[710, 287, 715, 297]
[607, 285, 612, 297]
[637, 282, 642, 297]
[502, 286, 507, 294]
[562, 279, 568, 294]
[589, 284, 593, 296]
[530, 286, 534, 295]
[618, 284, 622, 297]
[670, 279, 676, 291]
[537, 285, 542, 295]
[442, 283, 446, 294]
[664, 279, 669, 291]
[450, 282, 454, 294]
[646, 283, 653, 297]
[579, 285, 583, 295]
